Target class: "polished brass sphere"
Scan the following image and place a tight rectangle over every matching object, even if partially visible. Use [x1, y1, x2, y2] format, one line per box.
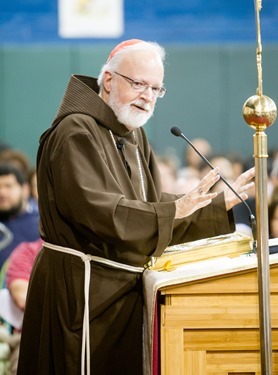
[242, 94, 277, 130]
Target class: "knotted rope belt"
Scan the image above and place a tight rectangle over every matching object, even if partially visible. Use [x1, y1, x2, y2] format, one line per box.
[43, 241, 145, 375]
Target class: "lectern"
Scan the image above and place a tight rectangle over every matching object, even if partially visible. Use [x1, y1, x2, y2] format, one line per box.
[158, 257, 278, 375]
[143, 235, 278, 375]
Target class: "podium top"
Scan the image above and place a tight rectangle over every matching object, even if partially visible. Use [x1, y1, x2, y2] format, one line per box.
[149, 231, 253, 271]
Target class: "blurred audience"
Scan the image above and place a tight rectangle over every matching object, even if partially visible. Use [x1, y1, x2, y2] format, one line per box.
[0, 141, 11, 154]
[0, 239, 42, 375]
[0, 148, 40, 374]
[184, 137, 212, 170]
[269, 147, 278, 200]
[156, 154, 201, 194]
[270, 186, 278, 205]
[156, 155, 178, 194]
[0, 149, 31, 182]
[226, 152, 244, 180]
[269, 199, 278, 239]
[268, 196, 278, 254]
[27, 168, 38, 205]
[0, 164, 40, 284]
[0, 147, 38, 204]
[175, 166, 200, 194]
[200, 154, 235, 193]
[6, 238, 43, 311]
[157, 145, 260, 238]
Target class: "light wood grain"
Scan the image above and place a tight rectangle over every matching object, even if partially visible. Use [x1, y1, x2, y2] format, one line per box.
[160, 262, 278, 374]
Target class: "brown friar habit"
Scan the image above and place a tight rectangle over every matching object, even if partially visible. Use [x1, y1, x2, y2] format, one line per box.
[17, 75, 235, 375]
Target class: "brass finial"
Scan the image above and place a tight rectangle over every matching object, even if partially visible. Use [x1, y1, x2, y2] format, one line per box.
[243, 94, 277, 130]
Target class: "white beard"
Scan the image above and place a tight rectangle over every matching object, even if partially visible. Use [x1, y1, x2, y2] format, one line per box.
[108, 88, 154, 130]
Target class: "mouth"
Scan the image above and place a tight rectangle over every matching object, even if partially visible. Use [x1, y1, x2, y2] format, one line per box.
[132, 103, 149, 113]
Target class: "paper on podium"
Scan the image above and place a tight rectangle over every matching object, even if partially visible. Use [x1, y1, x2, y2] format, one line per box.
[148, 231, 253, 271]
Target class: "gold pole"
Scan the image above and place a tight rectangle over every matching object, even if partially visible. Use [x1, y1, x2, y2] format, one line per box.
[242, 1, 277, 373]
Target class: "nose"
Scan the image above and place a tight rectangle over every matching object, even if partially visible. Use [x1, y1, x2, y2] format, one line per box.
[139, 86, 155, 101]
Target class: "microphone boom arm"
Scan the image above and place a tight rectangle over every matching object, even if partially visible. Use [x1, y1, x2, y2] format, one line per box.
[171, 126, 257, 242]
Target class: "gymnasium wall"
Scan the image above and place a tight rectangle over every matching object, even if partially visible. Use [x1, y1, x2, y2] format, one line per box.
[0, 1, 278, 165]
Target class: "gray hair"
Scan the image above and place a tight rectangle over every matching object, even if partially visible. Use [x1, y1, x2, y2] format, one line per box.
[97, 41, 166, 90]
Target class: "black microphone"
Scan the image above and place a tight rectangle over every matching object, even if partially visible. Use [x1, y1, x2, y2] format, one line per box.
[171, 126, 257, 244]
[117, 138, 126, 151]
[116, 138, 131, 178]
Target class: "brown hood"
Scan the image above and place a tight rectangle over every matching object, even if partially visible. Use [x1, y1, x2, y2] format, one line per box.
[39, 74, 131, 148]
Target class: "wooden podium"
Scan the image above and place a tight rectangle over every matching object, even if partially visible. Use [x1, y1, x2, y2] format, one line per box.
[158, 259, 278, 375]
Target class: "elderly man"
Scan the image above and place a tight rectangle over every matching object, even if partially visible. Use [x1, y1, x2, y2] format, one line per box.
[18, 40, 254, 375]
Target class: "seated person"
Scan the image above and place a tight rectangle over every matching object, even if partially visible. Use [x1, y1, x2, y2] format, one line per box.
[6, 238, 43, 311]
[0, 164, 40, 275]
[0, 239, 43, 375]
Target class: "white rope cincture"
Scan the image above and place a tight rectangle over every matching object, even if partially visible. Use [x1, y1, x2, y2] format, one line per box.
[43, 241, 144, 375]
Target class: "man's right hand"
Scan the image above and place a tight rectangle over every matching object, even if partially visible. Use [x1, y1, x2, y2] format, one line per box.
[175, 168, 220, 219]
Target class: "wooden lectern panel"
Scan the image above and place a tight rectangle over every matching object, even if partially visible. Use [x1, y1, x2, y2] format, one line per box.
[159, 265, 278, 375]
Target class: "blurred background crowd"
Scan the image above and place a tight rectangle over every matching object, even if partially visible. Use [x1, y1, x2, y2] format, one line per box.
[156, 139, 278, 238]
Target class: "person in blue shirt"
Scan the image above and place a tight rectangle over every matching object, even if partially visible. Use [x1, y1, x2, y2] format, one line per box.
[0, 164, 40, 275]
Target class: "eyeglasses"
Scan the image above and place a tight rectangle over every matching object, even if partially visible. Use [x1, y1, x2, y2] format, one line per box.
[114, 71, 166, 98]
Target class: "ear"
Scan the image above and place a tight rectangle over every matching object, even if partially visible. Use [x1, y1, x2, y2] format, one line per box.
[103, 71, 113, 93]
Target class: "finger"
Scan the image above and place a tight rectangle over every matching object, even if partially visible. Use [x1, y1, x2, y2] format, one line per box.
[238, 181, 255, 194]
[198, 168, 220, 193]
[183, 191, 217, 206]
[196, 198, 213, 209]
[194, 192, 218, 203]
[201, 167, 220, 181]
[202, 192, 218, 201]
[196, 193, 218, 208]
[240, 167, 255, 183]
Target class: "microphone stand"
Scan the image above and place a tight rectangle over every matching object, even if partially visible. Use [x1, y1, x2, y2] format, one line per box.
[171, 125, 257, 251]
[242, 1, 277, 373]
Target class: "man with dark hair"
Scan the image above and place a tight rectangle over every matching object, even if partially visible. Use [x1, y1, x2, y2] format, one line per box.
[0, 164, 40, 271]
[18, 39, 254, 375]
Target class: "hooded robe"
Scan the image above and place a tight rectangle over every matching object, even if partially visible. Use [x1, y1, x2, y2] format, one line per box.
[17, 75, 234, 375]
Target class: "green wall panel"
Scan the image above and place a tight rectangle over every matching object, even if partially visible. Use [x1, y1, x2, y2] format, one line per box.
[149, 44, 278, 165]
[74, 45, 113, 77]
[151, 45, 224, 164]
[0, 44, 277, 167]
[2, 46, 72, 164]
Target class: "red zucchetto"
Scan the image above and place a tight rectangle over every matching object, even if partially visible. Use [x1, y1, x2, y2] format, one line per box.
[106, 39, 144, 62]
